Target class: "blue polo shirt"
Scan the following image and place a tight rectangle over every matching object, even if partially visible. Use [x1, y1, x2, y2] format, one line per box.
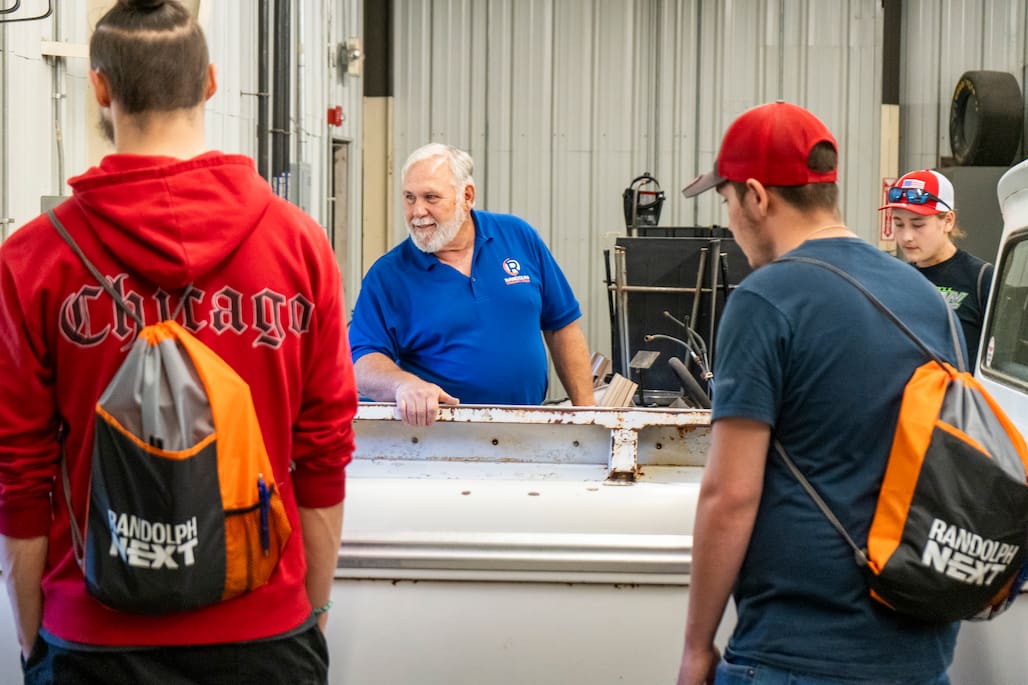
[348, 210, 582, 405]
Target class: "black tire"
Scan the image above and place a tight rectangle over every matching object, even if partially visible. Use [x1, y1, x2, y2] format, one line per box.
[949, 71, 1024, 166]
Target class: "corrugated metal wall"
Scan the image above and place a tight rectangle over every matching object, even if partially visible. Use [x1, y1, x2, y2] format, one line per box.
[392, 0, 885, 362]
[391, 0, 1028, 364]
[3, 0, 1027, 363]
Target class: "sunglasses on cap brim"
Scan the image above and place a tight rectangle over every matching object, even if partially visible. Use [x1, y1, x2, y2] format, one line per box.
[886, 186, 952, 211]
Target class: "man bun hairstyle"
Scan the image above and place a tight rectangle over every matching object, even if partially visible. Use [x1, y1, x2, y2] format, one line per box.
[120, 0, 168, 9]
[91, 0, 209, 114]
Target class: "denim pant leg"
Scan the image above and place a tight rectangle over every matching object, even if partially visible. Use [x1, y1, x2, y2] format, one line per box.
[715, 657, 950, 685]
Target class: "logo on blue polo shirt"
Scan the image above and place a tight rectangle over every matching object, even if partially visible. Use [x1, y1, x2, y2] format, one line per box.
[502, 258, 530, 285]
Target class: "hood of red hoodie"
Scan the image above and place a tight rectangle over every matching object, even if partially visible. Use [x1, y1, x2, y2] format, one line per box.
[68, 152, 273, 290]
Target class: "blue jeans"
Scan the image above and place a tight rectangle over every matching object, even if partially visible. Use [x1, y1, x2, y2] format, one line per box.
[716, 657, 950, 685]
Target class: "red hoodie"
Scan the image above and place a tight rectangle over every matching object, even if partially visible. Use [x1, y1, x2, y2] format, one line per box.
[0, 152, 357, 646]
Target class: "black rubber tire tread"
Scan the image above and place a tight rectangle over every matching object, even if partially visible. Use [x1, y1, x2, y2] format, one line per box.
[949, 70, 1024, 166]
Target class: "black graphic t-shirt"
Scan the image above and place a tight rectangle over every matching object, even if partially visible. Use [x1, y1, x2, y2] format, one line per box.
[915, 248, 994, 366]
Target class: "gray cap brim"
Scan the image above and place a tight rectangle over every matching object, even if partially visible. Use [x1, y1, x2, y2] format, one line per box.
[681, 169, 724, 198]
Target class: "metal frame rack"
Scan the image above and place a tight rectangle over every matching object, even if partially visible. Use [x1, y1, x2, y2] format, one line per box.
[605, 228, 750, 404]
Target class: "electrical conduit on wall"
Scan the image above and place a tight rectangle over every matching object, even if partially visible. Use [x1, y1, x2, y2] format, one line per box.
[1, 20, 8, 241]
[271, 0, 291, 199]
[50, 1, 66, 198]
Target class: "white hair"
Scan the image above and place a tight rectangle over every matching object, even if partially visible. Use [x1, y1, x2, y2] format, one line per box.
[401, 143, 476, 199]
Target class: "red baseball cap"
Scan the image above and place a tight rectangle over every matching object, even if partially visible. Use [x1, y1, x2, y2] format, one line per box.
[682, 101, 838, 198]
[878, 169, 955, 216]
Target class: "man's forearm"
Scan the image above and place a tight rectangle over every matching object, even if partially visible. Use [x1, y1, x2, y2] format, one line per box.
[684, 488, 756, 647]
[353, 353, 414, 401]
[544, 322, 594, 405]
[0, 535, 48, 658]
[298, 502, 344, 631]
[679, 418, 768, 685]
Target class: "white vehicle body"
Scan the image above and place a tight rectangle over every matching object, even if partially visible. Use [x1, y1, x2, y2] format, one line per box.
[329, 404, 714, 684]
[950, 157, 1028, 685]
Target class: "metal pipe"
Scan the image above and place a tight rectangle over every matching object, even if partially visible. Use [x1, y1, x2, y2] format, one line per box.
[690, 247, 707, 329]
[50, 1, 65, 195]
[271, 0, 291, 188]
[776, 0, 785, 99]
[1, 18, 9, 240]
[603, 249, 617, 364]
[336, 530, 690, 580]
[1023, 4, 1028, 162]
[0, 0, 51, 23]
[256, 0, 269, 179]
[321, 0, 332, 225]
[294, 0, 305, 168]
[608, 284, 704, 295]
[605, 282, 739, 296]
[615, 247, 632, 380]
[689, 1, 704, 227]
[708, 245, 722, 361]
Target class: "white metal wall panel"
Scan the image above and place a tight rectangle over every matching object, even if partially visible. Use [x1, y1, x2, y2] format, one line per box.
[325, 0, 366, 303]
[2, 4, 92, 227]
[202, 3, 258, 159]
[4, 23, 52, 225]
[1, 0, 365, 303]
[507, 0, 556, 244]
[550, 0, 600, 354]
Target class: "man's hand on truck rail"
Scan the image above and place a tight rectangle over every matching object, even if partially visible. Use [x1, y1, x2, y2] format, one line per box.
[394, 377, 460, 426]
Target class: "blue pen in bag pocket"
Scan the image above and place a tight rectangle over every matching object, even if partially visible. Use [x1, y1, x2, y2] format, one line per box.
[257, 474, 270, 554]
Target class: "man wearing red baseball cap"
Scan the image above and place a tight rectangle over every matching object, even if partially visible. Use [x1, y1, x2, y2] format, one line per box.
[880, 169, 993, 365]
[677, 102, 959, 685]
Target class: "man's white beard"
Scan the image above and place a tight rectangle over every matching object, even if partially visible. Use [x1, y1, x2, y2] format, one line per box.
[408, 202, 466, 254]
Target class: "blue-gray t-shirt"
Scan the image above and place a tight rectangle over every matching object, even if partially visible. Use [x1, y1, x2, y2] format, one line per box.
[348, 210, 581, 405]
[714, 238, 960, 680]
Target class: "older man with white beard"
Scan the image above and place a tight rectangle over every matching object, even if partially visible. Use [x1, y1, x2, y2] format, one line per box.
[348, 143, 594, 426]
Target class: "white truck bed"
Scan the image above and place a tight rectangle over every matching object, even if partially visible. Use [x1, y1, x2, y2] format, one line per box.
[1, 404, 1024, 683]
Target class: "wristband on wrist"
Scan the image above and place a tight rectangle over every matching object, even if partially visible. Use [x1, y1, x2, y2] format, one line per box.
[313, 600, 333, 616]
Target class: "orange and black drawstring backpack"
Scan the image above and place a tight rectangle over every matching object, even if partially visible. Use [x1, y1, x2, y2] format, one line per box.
[774, 256, 1028, 623]
[51, 208, 292, 615]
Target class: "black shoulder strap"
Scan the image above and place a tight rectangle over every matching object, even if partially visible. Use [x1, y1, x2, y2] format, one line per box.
[48, 208, 195, 324]
[47, 209, 144, 330]
[48, 208, 105, 570]
[976, 261, 990, 313]
[772, 438, 868, 566]
[768, 255, 965, 566]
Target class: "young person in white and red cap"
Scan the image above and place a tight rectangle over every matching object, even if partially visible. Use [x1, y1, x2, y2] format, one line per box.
[676, 102, 959, 685]
[881, 169, 993, 364]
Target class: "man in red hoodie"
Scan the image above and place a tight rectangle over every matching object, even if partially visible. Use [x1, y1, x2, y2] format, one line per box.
[0, 1, 357, 683]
